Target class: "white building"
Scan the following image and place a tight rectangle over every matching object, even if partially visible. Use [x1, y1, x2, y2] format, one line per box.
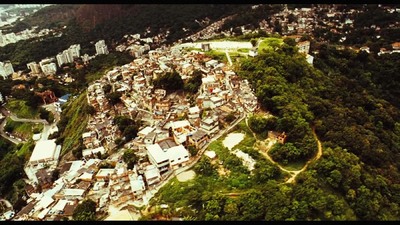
[27, 61, 41, 74]
[0, 61, 14, 79]
[167, 145, 190, 169]
[56, 52, 67, 67]
[28, 139, 59, 166]
[95, 40, 109, 55]
[146, 143, 190, 172]
[297, 41, 310, 55]
[188, 106, 200, 119]
[39, 58, 57, 75]
[200, 116, 219, 136]
[56, 44, 80, 67]
[69, 44, 81, 58]
[82, 146, 106, 158]
[306, 54, 314, 65]
[143, 164, 161, 186]
[168, 120, 197, 144]
[146, 144, 169, 173]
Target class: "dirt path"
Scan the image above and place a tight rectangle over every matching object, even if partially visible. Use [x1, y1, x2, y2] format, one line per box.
[245, 116, 323, 184]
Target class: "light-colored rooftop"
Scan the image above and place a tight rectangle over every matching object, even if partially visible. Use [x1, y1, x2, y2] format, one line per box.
[63, 188, 85, 196]
[188, 106, 200, 114]
[204, 150, 216, 159]
[29, 139, 57, 163]
[144, 165, 160, 179]
[167, 145, 189, 161]
[171, 120, 190, 129]
[146, 144, 168, 163]
[96, 168, 115, 178]
[138, 126, 156, 136]
[52, 199, 68, 211]
[202, 75, 216, 83]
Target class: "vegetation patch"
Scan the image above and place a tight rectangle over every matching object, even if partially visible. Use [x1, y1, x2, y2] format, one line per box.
[56, 91, 90, 156]
[4, 118, 43, 140]
[5, 99, 40, 119]
[257, 37, 283, 53]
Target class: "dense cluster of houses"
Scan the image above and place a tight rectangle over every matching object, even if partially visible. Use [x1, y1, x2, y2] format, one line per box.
[10, 33, 259, 220]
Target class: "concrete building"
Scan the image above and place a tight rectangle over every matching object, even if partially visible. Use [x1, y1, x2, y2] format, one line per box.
[200, 116, 219, 135]
[68, 44, 81, 58]
[146, 142, 190, 172]
[188, 106, 200, 119]
[28, 139, 59, 166]
[27, 61, 41, 74]
[143, 164, 161, 186]
[56, 44, 81, 67]
[146, 144, 169, 173]
[0, 61, 14, 79]
[95, 40, 109, 55]
[297, 41, 310, 54]
[39, 58, 57, 75]
[56, 52, 68, 67]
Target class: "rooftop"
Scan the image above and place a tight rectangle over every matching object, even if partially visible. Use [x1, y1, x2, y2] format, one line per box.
[29, 139, 57, 163]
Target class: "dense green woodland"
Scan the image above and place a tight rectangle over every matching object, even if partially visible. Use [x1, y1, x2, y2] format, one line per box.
[145, 43, 400, 220]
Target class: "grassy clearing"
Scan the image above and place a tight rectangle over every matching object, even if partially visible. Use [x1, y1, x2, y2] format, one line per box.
[237, 48, 250, 53]
[204, 50, 227, 62]
[4, 118, 43, 140]
[258, 37, 283, 53]
[5, 99, 40, 119]
[59, 91, 89, 156]
[16, 140, 35, 158]
[280, 160, 308, 171]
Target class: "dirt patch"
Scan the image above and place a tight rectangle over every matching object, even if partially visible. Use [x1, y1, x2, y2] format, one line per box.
[105, 208, 133, 220]
[176, 170, 195, 182]
[222, 132, 245, 150]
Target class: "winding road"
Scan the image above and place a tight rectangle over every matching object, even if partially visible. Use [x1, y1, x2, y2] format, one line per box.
[0, 103, 60, 144]
[245, 116, 323, 184]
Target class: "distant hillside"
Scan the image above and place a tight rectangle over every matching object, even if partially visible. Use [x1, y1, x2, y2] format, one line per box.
[18, 4, 250, 41]
[0, 4, 253, 69]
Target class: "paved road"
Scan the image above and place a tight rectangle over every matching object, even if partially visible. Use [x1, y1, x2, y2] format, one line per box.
[245, 115, 324, 184]
[0, 103, 60, 144]
[0, 118, 21, 144]
[225, 49, 233, 66]
[174, 111, 246, 176]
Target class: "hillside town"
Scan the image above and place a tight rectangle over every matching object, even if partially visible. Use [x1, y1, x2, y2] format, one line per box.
[1, 3, 400, 221]
[1, 30, 260, 220]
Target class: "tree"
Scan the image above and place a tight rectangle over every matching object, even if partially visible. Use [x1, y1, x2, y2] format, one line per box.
[250, 39, 258, 47]
[224, 112, 236, 124]
[39, 108, 54, 123]
[106, 92, 122, 105]
[72, 199, 97, 221]
[123, 148, 138, 169]
[102, 84, 112, 94]
[83, 104, 96, 115]
[183, 70, 202, 94]
[123, 125, 139, 141]
[283, 37, 297, 47]
[153, 70, 184, 92]
[194, 157, 217, 177]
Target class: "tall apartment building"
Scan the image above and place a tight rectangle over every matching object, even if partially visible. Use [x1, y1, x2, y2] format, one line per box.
[95, 40, 109, 55]
[27, 61, 41, 74]
[56, 44, 81, 67]
[0, 61, 14, 79]
[69, 44, 81, 58]
[0, 31, 4, 46]
[56, 52, 66, 67]
[39, 58, 57, 75]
